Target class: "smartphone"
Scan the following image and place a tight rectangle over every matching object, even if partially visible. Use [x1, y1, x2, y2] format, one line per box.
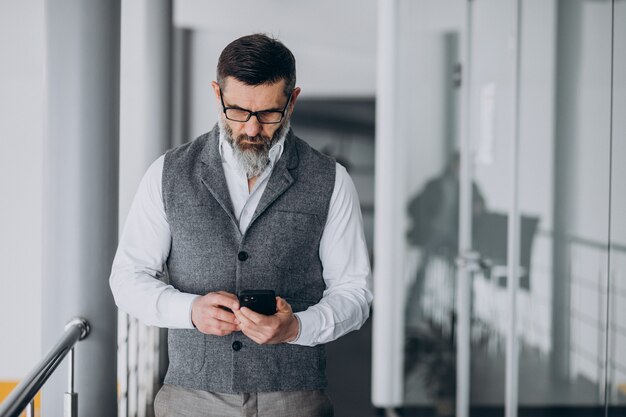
[238, 290, 277, 315]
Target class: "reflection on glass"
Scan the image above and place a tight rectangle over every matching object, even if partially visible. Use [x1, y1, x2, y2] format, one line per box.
[400, 0, 623, 415]
[404, 152, 486, 407]
[397, 0, 465, 412]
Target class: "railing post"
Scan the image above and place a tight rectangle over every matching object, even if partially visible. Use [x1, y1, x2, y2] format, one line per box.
[25, 400, 34, 417]
[64, 347, 78, 417]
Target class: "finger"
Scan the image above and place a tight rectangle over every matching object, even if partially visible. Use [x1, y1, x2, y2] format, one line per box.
[276, 297, 287, 311]
[195, 306, 239, 332]
[199, 306, 237, 330]
[234, 309, 255, 328]
[210, 292, 240, 311]
[209, 306, 239, 324]
[276, 297, 293, 315]
[216, 290, 239, 300]
[215, 291, 240, 308]
[238, 306, 264, 324]
[196, 318, 238, 335]
[236, 320, 268, 344]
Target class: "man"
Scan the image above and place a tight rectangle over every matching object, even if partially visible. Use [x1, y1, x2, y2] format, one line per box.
[109, 34, 372, 417]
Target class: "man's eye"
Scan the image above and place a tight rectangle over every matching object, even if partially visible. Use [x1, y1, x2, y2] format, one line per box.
[257, 111, 283, 123]
[225, 109, 251, 121]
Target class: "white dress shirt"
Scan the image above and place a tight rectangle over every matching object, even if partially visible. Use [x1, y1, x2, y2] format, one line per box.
[109, 133, 373, 347]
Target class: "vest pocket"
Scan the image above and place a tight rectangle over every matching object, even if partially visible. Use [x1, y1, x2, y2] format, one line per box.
[268, 210, 320, 272]
[167, 329, 206, 374]
[272, 343, 327, 390]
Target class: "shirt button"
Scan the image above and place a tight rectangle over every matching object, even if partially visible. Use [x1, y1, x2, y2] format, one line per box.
[238, 251, 249, 261]
[232, 341, 242, 351]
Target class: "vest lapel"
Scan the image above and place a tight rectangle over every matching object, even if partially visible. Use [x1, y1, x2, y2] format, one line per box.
[249, 130, 299, 228]
[199, 127, 240, 232]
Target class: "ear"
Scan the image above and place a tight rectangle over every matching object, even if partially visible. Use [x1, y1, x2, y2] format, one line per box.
[288, 87, 301, 113]
[211, 81, 221, 105]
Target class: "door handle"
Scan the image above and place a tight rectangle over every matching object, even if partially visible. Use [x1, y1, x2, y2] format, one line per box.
[456, 251, 493, 275]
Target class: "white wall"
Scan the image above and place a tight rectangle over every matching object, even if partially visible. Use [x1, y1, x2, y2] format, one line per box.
[0, 1, 45, 380]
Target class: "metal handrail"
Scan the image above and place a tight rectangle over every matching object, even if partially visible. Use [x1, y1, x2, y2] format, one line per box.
[0, 317, 90, 417]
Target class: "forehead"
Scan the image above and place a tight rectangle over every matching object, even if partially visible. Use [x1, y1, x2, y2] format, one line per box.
[221, 77, 287, 110]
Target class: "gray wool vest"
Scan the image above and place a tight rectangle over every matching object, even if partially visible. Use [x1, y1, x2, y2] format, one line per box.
[161, 125, 336, 393]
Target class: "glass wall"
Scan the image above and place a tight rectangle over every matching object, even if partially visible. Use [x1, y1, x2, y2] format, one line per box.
[375, 0, 625, 415]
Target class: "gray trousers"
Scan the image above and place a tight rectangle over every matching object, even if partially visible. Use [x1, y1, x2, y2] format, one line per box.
[154, 384, 334, 417]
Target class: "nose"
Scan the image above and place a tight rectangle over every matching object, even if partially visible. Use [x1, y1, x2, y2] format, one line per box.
[244, 116, 262, 137]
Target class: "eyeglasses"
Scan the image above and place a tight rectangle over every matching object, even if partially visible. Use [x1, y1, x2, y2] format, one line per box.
[219, 90, 292, 124]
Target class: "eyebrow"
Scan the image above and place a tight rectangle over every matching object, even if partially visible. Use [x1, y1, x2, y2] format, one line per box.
[222, 98, 284, 113]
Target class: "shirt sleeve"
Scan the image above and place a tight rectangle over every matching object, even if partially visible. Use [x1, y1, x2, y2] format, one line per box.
[109, 155, 199, 329]
[290, 163, 373, 346]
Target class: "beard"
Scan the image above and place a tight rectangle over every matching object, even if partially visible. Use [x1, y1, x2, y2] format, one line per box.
[219, 116, 290, 179]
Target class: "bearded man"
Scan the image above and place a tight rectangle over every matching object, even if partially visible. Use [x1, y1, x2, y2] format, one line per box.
[109, 33, 372, 417]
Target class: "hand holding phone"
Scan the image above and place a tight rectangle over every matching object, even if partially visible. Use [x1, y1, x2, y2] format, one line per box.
[191, 291, 240, 336]
[238, 290, 277, 315]
[234, 295, 299, 345]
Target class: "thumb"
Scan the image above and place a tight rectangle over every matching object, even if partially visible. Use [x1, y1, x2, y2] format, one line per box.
[276, 297, 292, 313]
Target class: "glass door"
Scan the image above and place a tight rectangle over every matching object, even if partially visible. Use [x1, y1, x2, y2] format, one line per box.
[456, 0, 520, 415]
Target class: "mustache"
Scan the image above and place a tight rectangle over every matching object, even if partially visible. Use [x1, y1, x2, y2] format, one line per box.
[237, 134, 271, 144]
[236, 134, 272, 151]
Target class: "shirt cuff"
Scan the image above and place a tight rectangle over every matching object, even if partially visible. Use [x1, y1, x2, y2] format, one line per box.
[287, 314, 302, 344]
[288, 310, 318, 346]
[159, 292, 200, 329]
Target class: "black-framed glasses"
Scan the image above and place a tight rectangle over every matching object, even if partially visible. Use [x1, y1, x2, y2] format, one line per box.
[219, 90, 292, 124]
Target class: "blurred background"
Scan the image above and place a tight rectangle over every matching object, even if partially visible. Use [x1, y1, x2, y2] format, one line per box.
[0, 0, 624, 416]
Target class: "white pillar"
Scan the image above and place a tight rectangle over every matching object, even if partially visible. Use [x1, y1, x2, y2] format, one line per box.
[372, 0, 404, 408]
[119, 0, 173, 220]
[42, 1, 121, 416]
[119, 1, 172, 416]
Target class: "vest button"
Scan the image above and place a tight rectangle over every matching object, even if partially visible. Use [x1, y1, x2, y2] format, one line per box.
[232, 341, 242, 351]
[238, 251, 249, 261]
